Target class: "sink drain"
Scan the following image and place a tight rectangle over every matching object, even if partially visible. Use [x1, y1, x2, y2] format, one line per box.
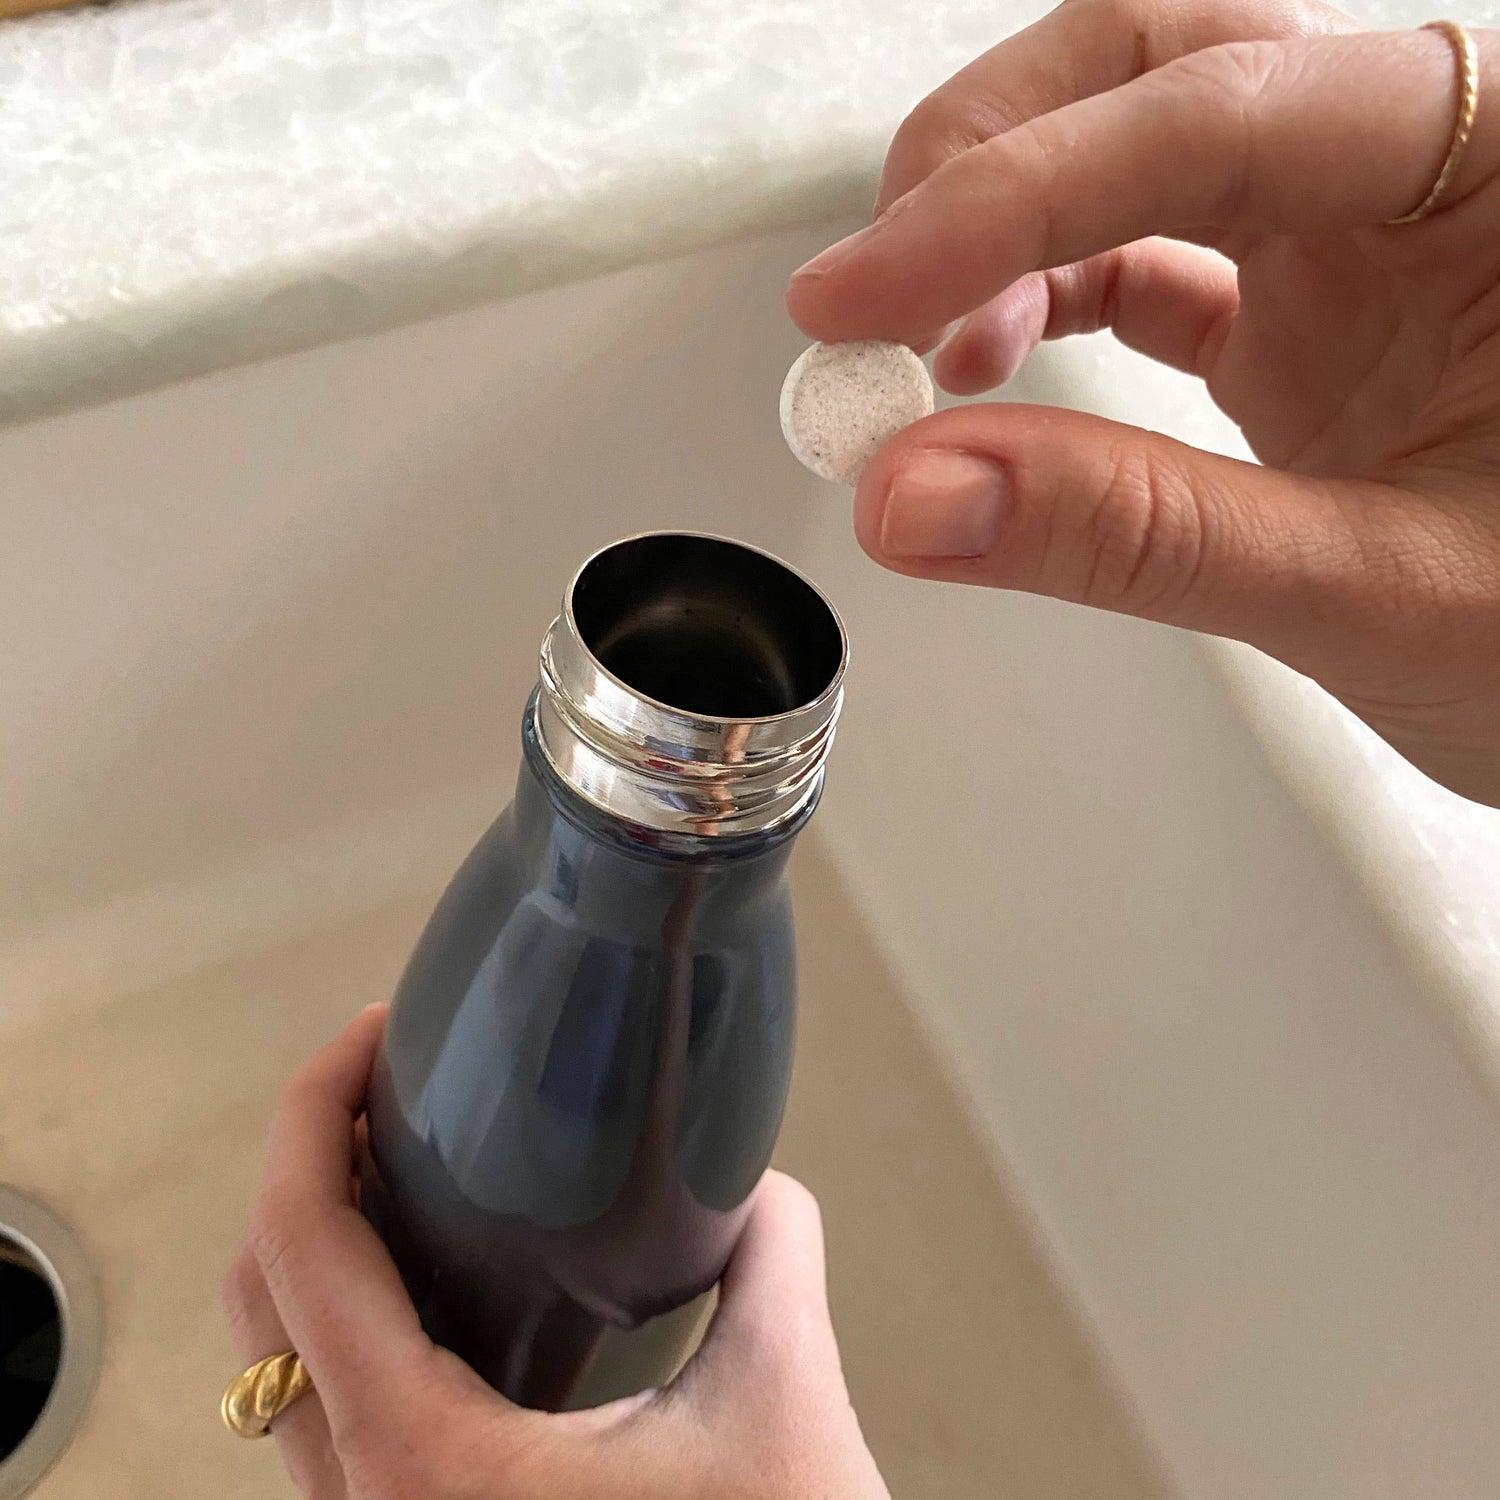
[0, 1189, 101, 1499]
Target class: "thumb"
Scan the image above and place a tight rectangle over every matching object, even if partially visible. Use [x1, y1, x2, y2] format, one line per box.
[684, 1171, 844, 1401]
[854, 403, 1425, 676]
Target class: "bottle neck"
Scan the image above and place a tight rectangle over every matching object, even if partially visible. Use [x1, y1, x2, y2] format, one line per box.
[522, 704, 806, 859]
[532, 533, 845, 840]
[509, 719, 802, 939]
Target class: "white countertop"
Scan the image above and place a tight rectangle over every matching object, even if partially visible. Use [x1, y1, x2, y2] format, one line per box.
[4, 0, 1500, 1093]
[0, 0, 1039, 424]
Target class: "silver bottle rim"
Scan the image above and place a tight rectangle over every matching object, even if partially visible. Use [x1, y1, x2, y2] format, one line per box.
[535, 531, 847, 838]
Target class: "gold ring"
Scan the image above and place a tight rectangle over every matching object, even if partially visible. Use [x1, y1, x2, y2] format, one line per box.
[1387, 20, 1481, 224]
[221, 1350, 313, 1439]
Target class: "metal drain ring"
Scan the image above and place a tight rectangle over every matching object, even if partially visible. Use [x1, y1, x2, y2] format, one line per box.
[0, 1188, 102, 1499]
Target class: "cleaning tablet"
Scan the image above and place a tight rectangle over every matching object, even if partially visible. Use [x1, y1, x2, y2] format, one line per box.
[779, 341, 934, 486]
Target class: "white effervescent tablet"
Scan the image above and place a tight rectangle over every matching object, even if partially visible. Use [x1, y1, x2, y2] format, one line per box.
[779, 341, 934, 486]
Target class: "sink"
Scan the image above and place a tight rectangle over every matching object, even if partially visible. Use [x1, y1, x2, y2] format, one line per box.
[4, 224, 1500, 1499]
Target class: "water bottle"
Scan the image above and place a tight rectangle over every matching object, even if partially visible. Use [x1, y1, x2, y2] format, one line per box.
[361, 531, 847, 1411]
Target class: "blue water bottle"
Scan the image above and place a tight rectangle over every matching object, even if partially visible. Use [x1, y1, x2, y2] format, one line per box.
[361, 532, 847, 1410]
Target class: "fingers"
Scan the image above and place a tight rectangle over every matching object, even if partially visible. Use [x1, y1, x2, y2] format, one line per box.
[690, 1172, 842, 1397]
[875, 0, 1353, 215]
[222, 1244, 347, 1499]
[850, 402, 1443, 669]
[671, 1175, 890, 1498]
[933, 238, 1239, 394]
[790, 28, 1488, 344]
[248, 1005, 461, 1446]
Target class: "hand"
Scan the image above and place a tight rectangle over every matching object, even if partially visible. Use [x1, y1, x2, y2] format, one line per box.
[222, 1006, 888, 1500]
[787, 0, 1500, 806]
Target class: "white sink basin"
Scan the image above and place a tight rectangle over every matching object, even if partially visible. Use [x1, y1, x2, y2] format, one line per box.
[4, 222, 1500, 1500]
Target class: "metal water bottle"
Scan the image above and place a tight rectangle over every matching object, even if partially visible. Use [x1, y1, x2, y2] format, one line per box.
[361, 532, 847, 1411]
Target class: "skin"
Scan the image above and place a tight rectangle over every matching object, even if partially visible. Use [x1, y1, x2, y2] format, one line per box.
[222, 1007, 890, 1500]
[789, 0, 1500, 807]
[229, 4, 1500, 1495]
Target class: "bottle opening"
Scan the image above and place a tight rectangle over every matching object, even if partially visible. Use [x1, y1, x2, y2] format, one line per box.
[570, 534, 843, 721]
[539, 532, 847, 836]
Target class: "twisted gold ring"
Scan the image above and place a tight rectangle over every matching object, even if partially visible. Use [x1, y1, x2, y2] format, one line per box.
[221, 1350, 313, 1439]
[1388, 20, 1481, 224]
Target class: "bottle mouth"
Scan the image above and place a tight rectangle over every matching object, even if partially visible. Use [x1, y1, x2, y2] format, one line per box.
[535, 532, 848, 837]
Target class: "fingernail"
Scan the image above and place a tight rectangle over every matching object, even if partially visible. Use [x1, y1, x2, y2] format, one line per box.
[792, 222, 880, 280]
[880, 451, 1007, 559]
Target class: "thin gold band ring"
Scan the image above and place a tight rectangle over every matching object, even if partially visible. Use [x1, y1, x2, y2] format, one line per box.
[1388, 20, 1481, 224]
[221, 1350, 313, 1439]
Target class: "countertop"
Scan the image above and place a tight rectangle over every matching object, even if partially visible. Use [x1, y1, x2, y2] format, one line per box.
[0, 0, 1037, 424]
